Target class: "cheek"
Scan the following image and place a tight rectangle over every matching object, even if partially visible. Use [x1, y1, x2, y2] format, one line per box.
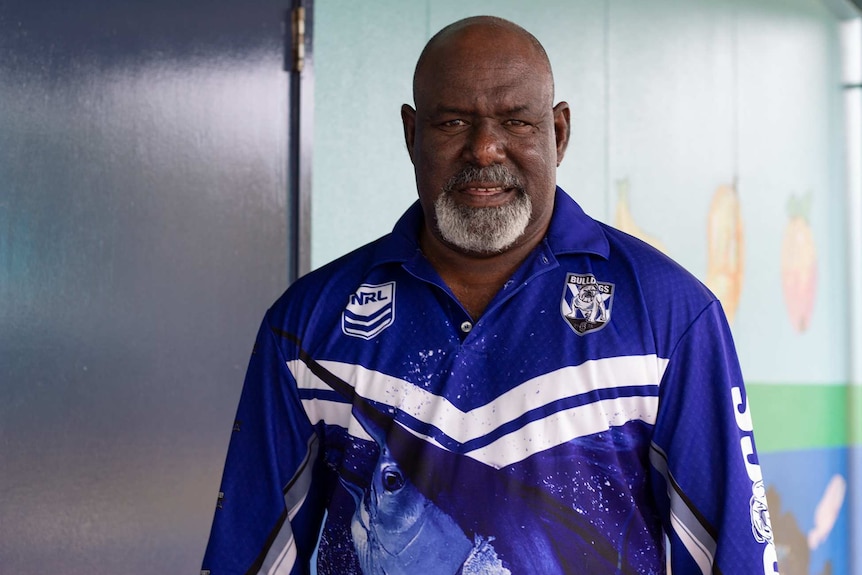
[416, 130, 468, 167]
[413, 151, 448, 209]
[513, 145, 555, 184]
[417, 150, 459, 187]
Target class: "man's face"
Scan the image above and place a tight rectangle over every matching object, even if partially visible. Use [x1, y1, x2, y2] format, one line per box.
[402, 25, 570, 255]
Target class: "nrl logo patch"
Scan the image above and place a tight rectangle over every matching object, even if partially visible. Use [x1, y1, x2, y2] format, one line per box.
[561, 273, 614, 335]
[342, 282, 396, 340]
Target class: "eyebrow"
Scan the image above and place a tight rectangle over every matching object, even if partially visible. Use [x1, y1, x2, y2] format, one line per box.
[431, 104, 534, 116]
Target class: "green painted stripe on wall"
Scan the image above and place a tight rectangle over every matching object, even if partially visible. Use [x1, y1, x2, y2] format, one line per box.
[851, 384, 862, 446]
[745, 383, 851, 453]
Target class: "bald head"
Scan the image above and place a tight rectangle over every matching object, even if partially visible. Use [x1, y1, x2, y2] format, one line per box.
[412, 16, 555, 106]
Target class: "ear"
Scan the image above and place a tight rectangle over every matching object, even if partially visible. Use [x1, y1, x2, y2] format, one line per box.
[401, 104, 417, 164]
[552, 102, 571, 166]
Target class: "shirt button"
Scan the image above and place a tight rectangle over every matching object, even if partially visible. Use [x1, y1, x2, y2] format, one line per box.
[460, 321, 473, 333]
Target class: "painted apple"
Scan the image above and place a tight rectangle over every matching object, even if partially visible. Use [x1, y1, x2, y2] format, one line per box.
[706, 183, 745, 324]
[781, 193, 817, 332]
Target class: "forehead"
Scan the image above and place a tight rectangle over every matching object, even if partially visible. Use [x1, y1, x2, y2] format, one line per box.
[420, 63, 550, 113]
[414, 26, 553, 111]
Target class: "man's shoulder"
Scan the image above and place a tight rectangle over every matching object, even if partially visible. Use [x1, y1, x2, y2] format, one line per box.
[275, 236, 389, 307]
[258, 202, 422, 341]
[595, 222, 718, 314]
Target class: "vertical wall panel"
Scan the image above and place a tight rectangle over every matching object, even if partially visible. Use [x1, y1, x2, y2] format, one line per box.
[734, 0, 847, 384]
[311, 0, 426, 269]
[607, 0, 736, 283]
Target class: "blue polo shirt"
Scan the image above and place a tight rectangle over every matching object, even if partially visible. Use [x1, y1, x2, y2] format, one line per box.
[202, 188, 777, 575]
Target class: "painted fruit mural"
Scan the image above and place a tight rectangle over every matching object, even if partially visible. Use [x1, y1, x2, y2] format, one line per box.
[781, 193, 817, 332]
[706, 183, 745, 324]
[614, 178, 667, 253]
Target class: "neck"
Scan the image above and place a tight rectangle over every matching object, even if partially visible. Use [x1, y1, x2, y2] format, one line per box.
[419, 224, 546, 320]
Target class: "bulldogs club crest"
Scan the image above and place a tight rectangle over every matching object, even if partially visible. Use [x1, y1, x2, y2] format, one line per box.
[561, 273, 614, 335]
[342, 282, 396, 340]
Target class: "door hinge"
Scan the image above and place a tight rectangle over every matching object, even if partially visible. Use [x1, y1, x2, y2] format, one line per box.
[291, 6, 306, 72]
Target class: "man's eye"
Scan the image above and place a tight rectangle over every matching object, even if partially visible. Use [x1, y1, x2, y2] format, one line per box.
[440, 119, 467, 128]
[505, 119, 529, 127]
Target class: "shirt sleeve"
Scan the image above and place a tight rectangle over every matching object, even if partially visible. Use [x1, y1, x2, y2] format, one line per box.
[201, 313, 324, 575]
[649, 300, 779, 575]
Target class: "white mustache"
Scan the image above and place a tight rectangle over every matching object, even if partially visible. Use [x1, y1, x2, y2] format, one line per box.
[443, 165, 522, 193]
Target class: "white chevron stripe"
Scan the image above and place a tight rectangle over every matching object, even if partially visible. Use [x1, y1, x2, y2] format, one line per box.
[300, 394, 373, 443]
[467, 394, 658, 467]
[289, 354, 668, 468]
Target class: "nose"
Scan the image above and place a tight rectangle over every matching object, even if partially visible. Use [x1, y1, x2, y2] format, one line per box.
[464, 120, 506, 166]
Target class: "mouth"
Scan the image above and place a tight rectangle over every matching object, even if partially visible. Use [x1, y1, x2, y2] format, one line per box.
[455, 184, 517, 207]
[442, 165, 522, 207]
[460, 184, 509, 193]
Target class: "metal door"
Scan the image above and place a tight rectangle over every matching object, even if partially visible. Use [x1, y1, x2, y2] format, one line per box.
[0, 0, 310, 572]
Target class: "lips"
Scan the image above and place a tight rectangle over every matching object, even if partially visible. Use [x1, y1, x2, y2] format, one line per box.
[460, 185, 509, 194]
[454, 185, 516, 209]
[444, 165, 519, 192]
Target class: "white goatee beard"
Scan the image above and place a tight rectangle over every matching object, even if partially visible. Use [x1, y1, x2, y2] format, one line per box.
[434, 190, 532, 254]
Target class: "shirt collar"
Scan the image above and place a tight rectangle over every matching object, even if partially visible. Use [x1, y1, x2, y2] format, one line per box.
[544, 187, 609, 258]
[371, 186, 610, 266]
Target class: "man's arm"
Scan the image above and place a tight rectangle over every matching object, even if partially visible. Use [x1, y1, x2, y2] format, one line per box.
[650, 300, 779, 574]
[201, 314, 322, 575]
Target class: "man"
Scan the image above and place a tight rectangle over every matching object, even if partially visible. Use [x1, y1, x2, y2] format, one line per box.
[202, 16, 778, 575]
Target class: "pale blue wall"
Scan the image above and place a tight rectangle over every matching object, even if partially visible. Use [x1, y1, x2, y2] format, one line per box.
[313, 1, 854, 572]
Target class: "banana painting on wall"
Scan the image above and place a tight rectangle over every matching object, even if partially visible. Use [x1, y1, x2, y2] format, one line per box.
[705, 183, 745, 325]
[614, 178, 668, 254]
[613, 179, 745, 325]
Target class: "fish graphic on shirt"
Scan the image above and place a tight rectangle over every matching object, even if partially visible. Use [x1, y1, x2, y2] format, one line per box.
[340, 409, 510, 575]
